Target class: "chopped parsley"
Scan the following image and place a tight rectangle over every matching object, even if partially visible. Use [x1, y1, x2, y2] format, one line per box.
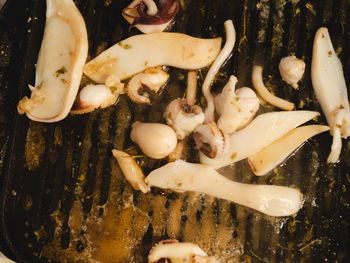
[118, 42, 132, 49]
[109, 86, 119, 93]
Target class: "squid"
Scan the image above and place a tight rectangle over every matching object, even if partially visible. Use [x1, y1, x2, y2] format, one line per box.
[146, 160, 303, 217]
[84, 33, 222, 83]
[200, 110, 320, 168]
[17, 0, 88, 122]
[311, 27, 350, 163]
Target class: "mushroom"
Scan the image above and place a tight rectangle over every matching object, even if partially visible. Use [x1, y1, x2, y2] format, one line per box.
[311, 27, 350, 163]
[215, 75, 259, 134]
[127, 67, 169, 104]
[148, 239, 217, 263]
[164, 98, 205, 140]
[17, 0, 88, 122]
[112, 149, 150, 193]
[131, 121, 177, 159]
[252, 65, 295, 111]
[279, 55, 305, 89]
[202, 20, 236, 123]
[122, 0, 179, 34]
[193, 122, 229, 159]
[200, 111, 320, 168]
[83, 32, 222, 84]
[248, 125, 329, 176]
[145, 160, 304, 217]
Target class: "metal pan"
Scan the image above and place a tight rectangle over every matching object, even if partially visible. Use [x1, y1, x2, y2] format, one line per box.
[0, 0, 350, 262]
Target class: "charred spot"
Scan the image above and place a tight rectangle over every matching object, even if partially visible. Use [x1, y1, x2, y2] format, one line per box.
[160, 239, 178, 245]
[157, 258, 172, 263]
[138, 84, 154, 96]
[200, 143, 216, 158]
[180, 99, 193, 113]
[193, 132, 215, 157]
[71, 92, 84, 110]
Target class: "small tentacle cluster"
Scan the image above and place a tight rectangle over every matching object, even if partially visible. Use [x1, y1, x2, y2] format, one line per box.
[164, 98, 205, 140]
[193, 122, 229, 159]
[122, 0, 179, 33]
[127, 67, 169, 104]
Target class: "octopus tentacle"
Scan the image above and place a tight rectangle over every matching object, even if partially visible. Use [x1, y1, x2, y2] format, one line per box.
[193, 122, 229, 158]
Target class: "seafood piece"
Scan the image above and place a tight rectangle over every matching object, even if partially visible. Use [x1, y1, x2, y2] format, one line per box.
[186, 71, 198, 106]
[148, 239, 216, 263]
[215, 75, 259, 134]
[193, 122, 229, 158]
[122, 0, 179, 33]
[71, 84, 122, 114]
[105, 74, 125, 89]
[279, 55, 305, 89]
[203, 20, 236, 123]
[127, 67, 169, 104]
[17, 0, 88, 122]
[131, 121, 177, 159]
[84, 33, 222, 83]
[200, 111, 320, 168]
[252, 65, 295, 111]
[168, 138, 187, 162]
[248, 125, 329, 176]
[311, 27, 350, 163]
[164, 98, 204, 140]
[112, 149, 150, 193]
[166, 71, 200, 162]
[0, 252, 15, 263]
[146, 160, 303, 216]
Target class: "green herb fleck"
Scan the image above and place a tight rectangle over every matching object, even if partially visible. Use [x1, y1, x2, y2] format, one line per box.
[273, 167, 284, 181]
[118, 42, 132, 49]
[177, 73, 185, 80]
[124, 44, 132, 49]
[109, 86, 116, 93]
[288, 219, 298, 233]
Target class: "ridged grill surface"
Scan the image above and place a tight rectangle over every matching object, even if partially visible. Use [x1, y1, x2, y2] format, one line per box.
[0, 0, 350, 262]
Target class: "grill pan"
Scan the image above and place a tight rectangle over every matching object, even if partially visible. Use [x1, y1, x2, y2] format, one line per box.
[1, 0, 350, 262]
